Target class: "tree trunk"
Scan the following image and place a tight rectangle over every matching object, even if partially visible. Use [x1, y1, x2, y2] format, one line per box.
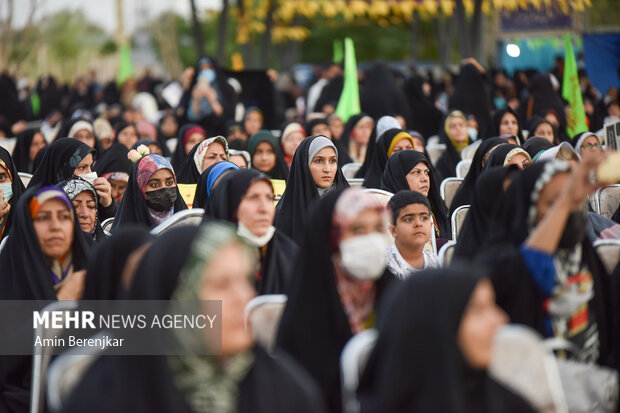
[258, 0, 276, 69]
[435, 15, 450, 69]
[216, 0, 229, 64]
[189, 0, 205, 58]
[470, 0, 484, 62]
[410, 14, 419, 62]
[453, 0, 471, 58]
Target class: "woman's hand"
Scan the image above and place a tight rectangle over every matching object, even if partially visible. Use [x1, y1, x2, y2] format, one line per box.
[0, 192, 10, 219]
[56, 270, 86, 300]
[93, 177, 112, 207]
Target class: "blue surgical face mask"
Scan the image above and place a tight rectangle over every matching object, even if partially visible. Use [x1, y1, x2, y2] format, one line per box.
[199, 69, 216, 84]
[467, 127, 478, 141]
[0, 183, 13, 202]
[494, 97, 506, 109]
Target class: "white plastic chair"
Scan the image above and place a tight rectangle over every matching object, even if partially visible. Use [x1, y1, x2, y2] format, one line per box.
[460, 139, 481, 160]
[341, 329, 378, 413]
[150, 208, 205, 235]
[593, 184, 620, 219]
[0, 137, 17, 155]
[440, 177, 463, 209]
[451, 205, 470, 240]
[100, 217, 114, 236]
[243, 294, 287, 353]
[18, 172, 33, 187]
[361, 188, 393, 206]
[593, 239, 620, 275]
[425, 143, 446, 167]
[346, 178, 364, 188]
[341, 163, 362, 179]
[46, 332, 108, 412]
[31, 300, 78, 413]
[0, 234, 8, 255]
[490, 324, 568, 413]
[455, 159, 472, 178]
[166, 137, 178, 154]
[438, 240, 456, 267]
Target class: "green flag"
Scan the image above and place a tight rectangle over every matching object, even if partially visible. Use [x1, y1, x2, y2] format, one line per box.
[333, 39, 343, 64]
[562, 34, 588, 138]
[336, 37, 360, 123]
[116, 43, 134, 87]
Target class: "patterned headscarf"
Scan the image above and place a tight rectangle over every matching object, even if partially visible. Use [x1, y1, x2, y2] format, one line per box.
[29, 186, 73, 220]
[331, 188, 389, 251]
[136, 155, 175, 197]
[168, 222, 256, 413]
[193, 136, 229, 173]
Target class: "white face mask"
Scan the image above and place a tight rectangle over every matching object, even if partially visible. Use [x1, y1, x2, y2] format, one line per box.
[237, 222, 276, 248]
[338, 232, 389, 281]
[78, 171, 97, 186]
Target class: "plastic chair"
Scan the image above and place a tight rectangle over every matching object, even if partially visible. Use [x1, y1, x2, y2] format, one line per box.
[100, 217, 114, 236]
[455, 159, 472, 178]
[46, 332, 108, 412]
[440, 177, 463, 209]
[593, 184, 620, 219]
[451, 205, 470, 240]
[341, 163, 362, 179]
[0, 235, 8, 255]
[18, 172, 33, 187]
[346, 178, 364, 188]
[166, 138, 178, 154]
[361, 188, 393, 206]
[341, 329, 378, 413]
[438, 240, 456, 267]
[593, 239, 620, 275]
[489, 325, 568, 413]
[460, 139, 481, 160]
[244, 294, 287, 353]
[425, 143, 446, 167]
[31, 300, 78, 413]
[0, 137, 16, 155]
[150, 208, 205, 235]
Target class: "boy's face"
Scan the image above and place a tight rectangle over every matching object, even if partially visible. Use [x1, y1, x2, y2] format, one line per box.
[389, 203, 432, 249]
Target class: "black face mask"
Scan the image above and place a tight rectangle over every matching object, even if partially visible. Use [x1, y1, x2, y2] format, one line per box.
[558, 211, 586, 249]
[145, 187, 177, 211]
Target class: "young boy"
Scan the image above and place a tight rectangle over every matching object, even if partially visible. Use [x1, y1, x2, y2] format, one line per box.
[387, 190, 439, 279]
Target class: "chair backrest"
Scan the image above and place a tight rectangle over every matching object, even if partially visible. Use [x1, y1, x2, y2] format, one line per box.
[150, 208, 205, 235]
[460, 139, 481, 160]
[361, 188, 393, 207]
[46, 332, 107, 412]
[438, 240, 456, 267]
[361, 188, 396, 242]
[440, 177, 463, 209]
[0, 137, 16, 155]
[341, 163, 362, 179]
[489, 325, 568, 413]
[0, 234, 8, 255]
[593, 239, 620, 275]
[425, 143, 446, 167]
[451, 205, 470, 240]
[19, 172, 33, 187]
[347, 178, 364, 188]
[593, 184, 620, 219]
[100, 218, 114, 236]
[166, 137, 178, 154]
[341, 328, 378, 413]
[31, 300, 78, 413]
[455, 159, 472, 178]
[243, 294, 287, 353]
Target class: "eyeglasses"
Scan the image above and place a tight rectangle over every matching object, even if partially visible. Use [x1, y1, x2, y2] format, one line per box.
[582, 143, 602, 149]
